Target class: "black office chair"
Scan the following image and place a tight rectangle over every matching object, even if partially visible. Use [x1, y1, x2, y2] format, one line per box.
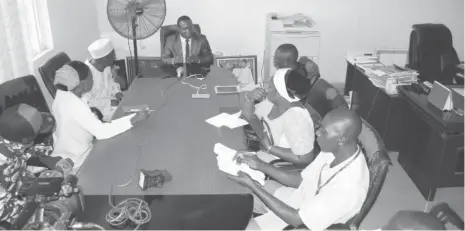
[281, 119, 392, 230]
[38, 52, 71, 98]
[407, 24, 461, 85]
[159, 24, 201, 54]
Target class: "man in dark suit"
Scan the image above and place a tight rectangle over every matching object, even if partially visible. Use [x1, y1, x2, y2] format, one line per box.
[162, 16, 213, 75]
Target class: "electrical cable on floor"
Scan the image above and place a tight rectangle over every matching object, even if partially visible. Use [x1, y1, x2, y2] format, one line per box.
[105, 77, 182, 230]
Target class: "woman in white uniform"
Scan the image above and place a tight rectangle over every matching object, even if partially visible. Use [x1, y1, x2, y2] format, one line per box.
[51, 61, 149, 173]
[241, 68, 315, 164]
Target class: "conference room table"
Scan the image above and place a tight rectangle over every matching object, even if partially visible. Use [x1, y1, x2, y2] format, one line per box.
[76, 66, 254, 230]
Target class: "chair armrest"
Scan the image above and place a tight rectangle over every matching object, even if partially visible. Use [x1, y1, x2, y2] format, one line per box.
[347, 161, 391, 229]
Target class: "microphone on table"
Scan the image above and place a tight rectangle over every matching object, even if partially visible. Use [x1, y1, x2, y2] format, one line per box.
[176, 67, 184, 78]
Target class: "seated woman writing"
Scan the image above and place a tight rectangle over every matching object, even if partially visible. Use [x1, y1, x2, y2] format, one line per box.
[51, 61, 149, 173]
[241, 68, 315, 165]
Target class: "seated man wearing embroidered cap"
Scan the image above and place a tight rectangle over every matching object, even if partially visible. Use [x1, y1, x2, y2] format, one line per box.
[230, 108, 369, 230]
[83, 38, 124, 121]
[0, 104, 74, 224]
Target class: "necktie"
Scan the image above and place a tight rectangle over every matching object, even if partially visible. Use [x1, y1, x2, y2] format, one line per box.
[185, 38, 190, 62]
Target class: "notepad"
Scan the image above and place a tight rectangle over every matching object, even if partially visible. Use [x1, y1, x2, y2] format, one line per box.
[213, 143, 265, 186]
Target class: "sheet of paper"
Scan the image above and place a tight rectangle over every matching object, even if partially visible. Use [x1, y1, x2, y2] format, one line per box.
[231, 110, 242, 117]
[205, 113, 231, 127]
[224, 117, 248, 129]
[206, 112, 248, 129]
[214, 143, 265, 186]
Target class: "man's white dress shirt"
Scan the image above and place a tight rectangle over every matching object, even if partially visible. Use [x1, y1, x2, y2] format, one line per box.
[180, 36, 192, 63]
[254, 148, 370, 231]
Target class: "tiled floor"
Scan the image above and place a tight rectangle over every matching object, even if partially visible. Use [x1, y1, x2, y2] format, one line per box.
[360, 152, 464, 229]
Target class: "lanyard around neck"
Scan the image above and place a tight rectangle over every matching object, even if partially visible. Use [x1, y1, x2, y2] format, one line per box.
[315, 147, 361, 195]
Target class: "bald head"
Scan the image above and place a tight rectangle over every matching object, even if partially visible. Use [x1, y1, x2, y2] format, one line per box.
[316, 108, 362, 153]
[383, 211, 446, 230]
[327, 108, 362, 142]
[274, 44, 299, 69]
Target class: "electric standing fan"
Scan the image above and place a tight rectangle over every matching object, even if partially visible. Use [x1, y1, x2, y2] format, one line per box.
[107, 0, 166, 79]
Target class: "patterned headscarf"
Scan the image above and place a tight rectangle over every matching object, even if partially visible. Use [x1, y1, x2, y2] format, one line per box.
[54, 64, 80, 90]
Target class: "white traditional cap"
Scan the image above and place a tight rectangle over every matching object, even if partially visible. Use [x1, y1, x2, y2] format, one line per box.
[273, 68, 300, 103]
[88, 38, 114, 59]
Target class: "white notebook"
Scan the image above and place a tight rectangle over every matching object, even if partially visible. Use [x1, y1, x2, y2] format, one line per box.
[213, 143, 265, 186]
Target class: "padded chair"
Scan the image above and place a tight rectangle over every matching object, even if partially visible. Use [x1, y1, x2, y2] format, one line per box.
[306, 78, 349, 118]
[159, 24, 202, 54]
[0, 75, 52, 144]
[407, 24, 461, 85]
[429, 202, 464, 230]
[38, 52, 71, 98]
[282, 119, 392, 230]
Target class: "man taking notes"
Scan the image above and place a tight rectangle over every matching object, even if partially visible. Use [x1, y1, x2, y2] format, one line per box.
[83, 39, 124, 121]
[162, 16, 213, 76]
[229, 108, 369, 230]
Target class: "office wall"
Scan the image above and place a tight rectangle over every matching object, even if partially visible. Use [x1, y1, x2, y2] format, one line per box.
[96, 0, 464, 85]
[33, 0, 100, 107]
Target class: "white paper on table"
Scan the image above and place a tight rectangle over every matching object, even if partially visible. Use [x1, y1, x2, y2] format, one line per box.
[222, 110, 248, 129]
[231, 110, 242, 117]
[205, 113, 231, 127]
[214, 143, 265, 186]
[224, 117, 248, 129]
[206, 112, 248, 129]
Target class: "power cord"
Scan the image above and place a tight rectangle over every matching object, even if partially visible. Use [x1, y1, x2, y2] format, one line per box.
[181, 74, 208, 94]
[105, 78, 182, 230]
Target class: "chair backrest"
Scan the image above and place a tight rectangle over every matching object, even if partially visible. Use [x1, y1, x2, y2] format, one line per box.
[159, 24, 202, 53]
[345, 118, 392, 229]
[429, 202, 464, 230]
[0, 75, 50, 115]
[306, 78, 348, 118]
[407, 24, 460, 85]
[38, 52, 71, 98]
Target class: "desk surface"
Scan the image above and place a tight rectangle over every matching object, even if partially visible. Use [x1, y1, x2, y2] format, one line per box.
[78, 66, 251, 195]
[398, 86, 464, 133]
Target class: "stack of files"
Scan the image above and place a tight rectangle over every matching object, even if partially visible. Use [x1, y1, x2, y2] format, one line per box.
[346, 53, 379, 65]
[213, 143, 265, 186]
[356, 62, 385, 72]
[368, 65, 418, 87]
[205, 111, 248, 129]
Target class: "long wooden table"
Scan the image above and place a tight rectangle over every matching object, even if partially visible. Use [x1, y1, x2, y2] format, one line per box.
[76, 66, 253, 230]
[78, 66, 251, 195]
